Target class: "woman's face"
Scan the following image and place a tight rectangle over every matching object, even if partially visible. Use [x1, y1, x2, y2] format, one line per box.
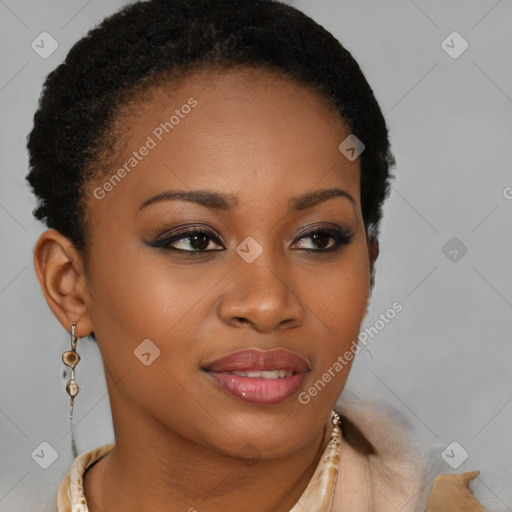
[81, 67, 371, 458]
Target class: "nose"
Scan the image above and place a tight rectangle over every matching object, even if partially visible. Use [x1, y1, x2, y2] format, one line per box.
[216, 252, 305, 333]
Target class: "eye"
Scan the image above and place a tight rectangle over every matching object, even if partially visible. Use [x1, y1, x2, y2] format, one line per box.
[292, 226, 353, 252]
[148, 227, 224, 253]
[146, 224, 353, 254]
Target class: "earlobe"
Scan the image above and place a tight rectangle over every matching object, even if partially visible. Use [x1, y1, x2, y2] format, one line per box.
[33, 229, 93, 336]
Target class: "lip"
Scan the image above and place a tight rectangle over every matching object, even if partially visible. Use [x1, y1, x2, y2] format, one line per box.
[203, 348, 310, 405]
[204, 348, 310, 373]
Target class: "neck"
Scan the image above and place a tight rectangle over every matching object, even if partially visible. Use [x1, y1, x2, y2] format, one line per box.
[83, 386, 332, 512]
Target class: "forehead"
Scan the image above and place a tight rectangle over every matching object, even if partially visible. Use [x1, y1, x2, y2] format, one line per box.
[85, 67, 360, 225]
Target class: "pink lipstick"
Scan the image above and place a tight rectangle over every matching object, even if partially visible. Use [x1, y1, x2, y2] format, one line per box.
[204, 348, 310, 405]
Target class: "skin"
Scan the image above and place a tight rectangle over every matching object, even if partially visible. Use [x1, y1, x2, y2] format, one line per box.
[33, 67, 378, 512]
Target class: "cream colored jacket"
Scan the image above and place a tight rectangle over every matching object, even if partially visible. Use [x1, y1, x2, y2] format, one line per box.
[331, 398, 486, 511]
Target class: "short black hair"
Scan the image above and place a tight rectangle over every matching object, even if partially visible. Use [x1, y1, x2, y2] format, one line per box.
[26, 0, 395, 312]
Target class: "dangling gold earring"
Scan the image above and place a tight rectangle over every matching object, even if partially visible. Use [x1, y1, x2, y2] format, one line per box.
[62, 322, 81, 421]
[62, 322, 81, 458]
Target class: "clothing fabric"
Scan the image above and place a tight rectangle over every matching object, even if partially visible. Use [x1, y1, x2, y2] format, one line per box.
[57, 400, 486, 511]
[330, 398, 487, 511]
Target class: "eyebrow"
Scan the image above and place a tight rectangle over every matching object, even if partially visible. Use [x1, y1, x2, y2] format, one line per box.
[138, 187, 355, 213]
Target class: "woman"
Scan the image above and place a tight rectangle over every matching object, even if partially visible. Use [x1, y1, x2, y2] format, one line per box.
[25, 0, 486, 510]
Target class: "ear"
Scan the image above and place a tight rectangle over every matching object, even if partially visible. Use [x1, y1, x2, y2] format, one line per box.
[33, 229, 93, 337]
[367, 234, 379, 293]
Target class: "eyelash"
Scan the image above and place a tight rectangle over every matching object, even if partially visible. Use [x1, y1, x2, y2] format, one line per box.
[148, 225, 353, 254]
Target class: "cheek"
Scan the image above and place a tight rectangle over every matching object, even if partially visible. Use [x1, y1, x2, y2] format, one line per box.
[303, 244, 369, 338]
[83, 243, 210, 428]
[298, 243, 369, 388]
[86, 239, 219, 336]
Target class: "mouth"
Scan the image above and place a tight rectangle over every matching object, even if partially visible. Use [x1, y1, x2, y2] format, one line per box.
[203, 348, 310, 405]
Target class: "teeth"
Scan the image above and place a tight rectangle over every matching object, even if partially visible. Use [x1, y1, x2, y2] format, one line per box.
[231, 370, 294, 379]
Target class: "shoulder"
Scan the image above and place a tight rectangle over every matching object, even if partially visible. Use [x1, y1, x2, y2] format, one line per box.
[331, 395, 486, 511]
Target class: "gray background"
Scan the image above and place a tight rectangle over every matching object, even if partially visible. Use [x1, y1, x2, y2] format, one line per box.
[0, 0, 511, 510]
